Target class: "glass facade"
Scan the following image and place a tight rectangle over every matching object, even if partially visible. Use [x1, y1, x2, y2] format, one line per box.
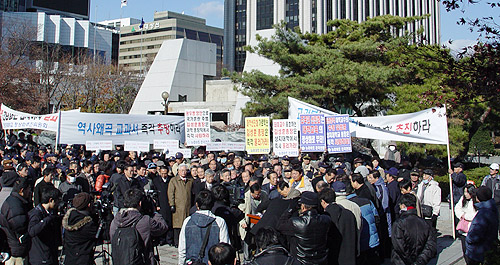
[235, 0, 247, 72]
[256, 0, 273, 30]
[285, 0, 299, 30]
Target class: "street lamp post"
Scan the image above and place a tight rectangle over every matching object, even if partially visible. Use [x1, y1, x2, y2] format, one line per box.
[161, 91, 169, 115]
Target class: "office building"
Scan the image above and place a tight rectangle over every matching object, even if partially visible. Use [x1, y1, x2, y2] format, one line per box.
[119, 11, 224, 74]
[0, 0, 89, 20]
[99, 18, 141, 31]
[0, 11, 112, 63]
[224, 0, 440, 72]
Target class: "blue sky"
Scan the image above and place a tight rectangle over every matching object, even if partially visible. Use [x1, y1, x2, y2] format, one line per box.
[89, 0, 498, 51]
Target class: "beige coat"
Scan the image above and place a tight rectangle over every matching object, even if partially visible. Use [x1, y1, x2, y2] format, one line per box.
[167, 176, 193, 228]
[238, 190, 268, 240]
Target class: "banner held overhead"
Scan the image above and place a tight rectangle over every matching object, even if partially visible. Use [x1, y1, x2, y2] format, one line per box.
[273, 119, 299, 157]
[300, 114, 326, 152]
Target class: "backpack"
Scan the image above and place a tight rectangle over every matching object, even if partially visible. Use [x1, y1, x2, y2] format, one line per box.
[111, 218, 145, 265]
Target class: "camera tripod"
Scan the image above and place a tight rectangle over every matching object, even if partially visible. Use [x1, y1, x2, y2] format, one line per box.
[94, 218, 111, 264]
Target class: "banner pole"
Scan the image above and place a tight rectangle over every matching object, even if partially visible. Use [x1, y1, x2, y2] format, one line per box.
[55, 110, 62, 148]
[445, 104, 456, 239]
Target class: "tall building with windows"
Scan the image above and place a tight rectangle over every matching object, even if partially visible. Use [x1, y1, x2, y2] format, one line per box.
[224, 0, 440, 72]
[0, 0, 89, 20]
[119, 11, 224, 74]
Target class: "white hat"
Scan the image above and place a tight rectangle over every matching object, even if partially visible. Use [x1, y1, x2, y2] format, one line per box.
[490, 163, 499, 170]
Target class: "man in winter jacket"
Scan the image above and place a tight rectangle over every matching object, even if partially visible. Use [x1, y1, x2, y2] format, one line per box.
[109, 188, 168, 265]
[481, 163, 500, 230]
[276, 191, 331, 265]
[465, 186, 499, 264]
[319, 188, 357, 265]
[247, 227, 300, 265]
[416, 169, 441, 228]
[62, 192, 98, 265]
[391, 194, 436, 264]
[178, 190, 230, 265]
[28, 187, 62, 265]
[1, 177, 33, 264]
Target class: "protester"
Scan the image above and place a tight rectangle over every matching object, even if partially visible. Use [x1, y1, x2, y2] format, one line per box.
[178, 191, 230, 265]
[167, 164, 194, 247]
[276, 191, 331, 265]
[62, 192, 98, 265]
[288, 166, 313, 193]
[319, 188, 357, 265]
[152, 166, 174, 245]
[28, 187, 62, 265]
[449, 162, 467, 208]
[1, 178, 32, 264]
[391, 194, 437, 264]
[33, 168, 56, 208]
[416, 169, 441, 228]
[454, 184, 477, 256]
[480, 163, 500, 230]
[247, 227, 300, 264]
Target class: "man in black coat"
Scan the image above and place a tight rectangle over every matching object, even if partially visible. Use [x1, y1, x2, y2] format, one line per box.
[28, 187, 62, 265]
[247, 227, 300, 265]
[152, 166, 174, 245]
[0, 178, 33, 263]
[276, 191, 331, 265]
[391, 194, 436, 264]
[113, 164, 141, 210]
[33, 168, 56, 206]
[62, 192, 98, 265]
[319, 188, 357, 265]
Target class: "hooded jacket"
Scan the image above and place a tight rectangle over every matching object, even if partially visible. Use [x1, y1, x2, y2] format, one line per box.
[466, 199, 499, 262]
[62, 208, 98, 265]
[109, 208, 168, 265]
[178, 210, 230, 265]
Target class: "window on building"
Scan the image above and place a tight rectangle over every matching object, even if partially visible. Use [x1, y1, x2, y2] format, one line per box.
[257, 0, 274, 30]
[285, 0, 299, 30]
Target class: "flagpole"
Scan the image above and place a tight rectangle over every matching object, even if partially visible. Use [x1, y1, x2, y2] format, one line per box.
[445, 104, 456, 240]
[140, 21, 143, 76]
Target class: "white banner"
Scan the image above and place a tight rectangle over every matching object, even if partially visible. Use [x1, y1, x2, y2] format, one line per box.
[273, 119, 299, 157]
[288, 97, 448, 145]
[0, 104, 78, 132]
[59, 112, 185, 145]
[153, 139, 179, 150]
[85, 141, 113, 151]
[124, 141, 150, 152]
[206, 142, 246, 152]
[164, 148, 192, 158]
[185, 109, 211, 146]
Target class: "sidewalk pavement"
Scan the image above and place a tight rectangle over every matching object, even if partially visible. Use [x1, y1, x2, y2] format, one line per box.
[95, 202, 465, 265]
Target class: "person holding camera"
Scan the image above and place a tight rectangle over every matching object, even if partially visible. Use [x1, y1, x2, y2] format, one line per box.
[61, 192, 98, 265]
[109, 188, 167, 265]
[28, 187, 62, 265]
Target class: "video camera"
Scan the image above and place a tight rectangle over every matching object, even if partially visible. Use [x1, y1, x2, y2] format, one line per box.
[226, 184, 245, 207]
[93, 182, 114, 241]
[141, 189, 158, 217]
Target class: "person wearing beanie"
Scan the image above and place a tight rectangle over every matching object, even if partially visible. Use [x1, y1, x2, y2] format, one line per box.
[62, 192, 98, 265]
[465, 186, 499, 264]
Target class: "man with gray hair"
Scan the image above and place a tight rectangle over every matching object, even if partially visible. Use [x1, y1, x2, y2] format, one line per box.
[168, 163, 193, 247]
[193, 169, 216, 195]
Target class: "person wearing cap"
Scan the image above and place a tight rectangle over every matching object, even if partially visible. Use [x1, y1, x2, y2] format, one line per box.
[62, 192, 98, 265]
[276, 191, 331, 264]
[301, 155, 315, 179]
[385, 167, 400, 221]
[319, 188, 357, 265]
[481, 163, 500, 230]
[409, 168, 421, 191]
[416, 169, 441, 228]
[449, 162, 467, 208]
[289, 166, 313, 193]
[172, 152, 185, 176]
[465, 186, 499, 264]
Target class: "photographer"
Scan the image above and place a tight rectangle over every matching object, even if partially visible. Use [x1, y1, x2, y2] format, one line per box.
[62, 192, 98, 265]
[110, 188, 167, 265]
[28, 187, 62, 265]
[211, 185, 244, 252]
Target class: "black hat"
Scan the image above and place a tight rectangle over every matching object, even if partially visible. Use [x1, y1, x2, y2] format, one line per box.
[476, 186, 492, 202]
[353, 157, 364, 164]
[410, 168, 420, 176]
[259, 155, 268, 161]
[453, 162, 464, 169]
[262, 162, 272, 169]
[302, 155, 311, 160]
[318, 162, 330, 169]
[423, 169, 434, 176]
[175, 152, 184, 159]
[298, 191, 318, 206]
[281, 155, 290, 161]
[168, 156, 175, 162]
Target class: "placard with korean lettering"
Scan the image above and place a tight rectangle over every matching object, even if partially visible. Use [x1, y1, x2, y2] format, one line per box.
[124, 141, 150, 152]
[326, 115, 352, 153]
[300, 114, 326, 152]
[273, 119, 299, 157]
[184, 109, 211, 146]
[245, 117, 270, 154]
[85, 141, 113, 151]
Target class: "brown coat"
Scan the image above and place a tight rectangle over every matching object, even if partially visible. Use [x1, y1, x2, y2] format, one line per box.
[167, 176, 193, 228]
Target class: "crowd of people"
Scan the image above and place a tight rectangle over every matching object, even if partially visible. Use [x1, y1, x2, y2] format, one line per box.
[0, 132, 499, 265]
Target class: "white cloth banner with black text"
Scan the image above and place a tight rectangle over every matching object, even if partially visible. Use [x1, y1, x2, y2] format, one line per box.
[0, 104, 79, 132]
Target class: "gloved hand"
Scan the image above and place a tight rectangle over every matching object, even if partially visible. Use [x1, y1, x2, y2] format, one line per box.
[431, 214, 438, 226]
[170, 206, 176, 213]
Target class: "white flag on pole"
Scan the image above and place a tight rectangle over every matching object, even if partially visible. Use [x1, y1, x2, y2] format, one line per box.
[121, 0, 127, 8]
